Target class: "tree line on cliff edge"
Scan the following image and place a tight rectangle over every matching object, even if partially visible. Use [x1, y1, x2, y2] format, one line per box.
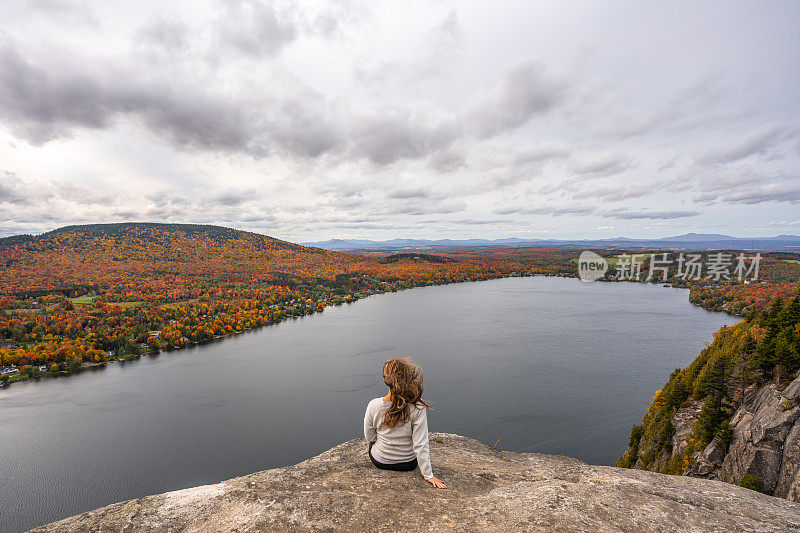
[618, 287, 800, 478]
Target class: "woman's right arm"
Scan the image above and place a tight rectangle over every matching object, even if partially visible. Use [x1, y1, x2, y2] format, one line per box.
[364, 402, 377, 443]
[411, 410, 446, 488]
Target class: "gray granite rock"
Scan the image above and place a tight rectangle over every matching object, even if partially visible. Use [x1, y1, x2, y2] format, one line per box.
[31, 433, 800, 532]
[719, 375, 800, 498]
[671, 400, 704, 459]
[704, 439, 727, 466]
[775, 421, 800, 500]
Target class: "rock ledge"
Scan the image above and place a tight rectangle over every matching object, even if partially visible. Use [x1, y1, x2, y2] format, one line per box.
[32, 434, 800, 532]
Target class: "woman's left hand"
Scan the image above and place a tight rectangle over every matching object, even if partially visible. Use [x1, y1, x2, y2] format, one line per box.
[426, 476, 447, 489]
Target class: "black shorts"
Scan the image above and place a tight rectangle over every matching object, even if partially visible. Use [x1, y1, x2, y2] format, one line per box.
[368, 441, 418, 472]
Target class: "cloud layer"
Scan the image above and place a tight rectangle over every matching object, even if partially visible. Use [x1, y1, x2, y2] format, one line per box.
[0, 0, 798, 240]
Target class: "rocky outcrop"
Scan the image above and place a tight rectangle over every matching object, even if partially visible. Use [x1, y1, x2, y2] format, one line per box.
[31, 433, 800, 532]
[688, 374, 800, 500]
[671, 400, 704, 458]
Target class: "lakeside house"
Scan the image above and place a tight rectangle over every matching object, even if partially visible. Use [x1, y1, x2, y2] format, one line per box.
[1, 366, 20, 375]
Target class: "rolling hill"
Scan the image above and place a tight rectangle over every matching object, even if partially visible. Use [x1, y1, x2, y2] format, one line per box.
[0, 223, 576, 381]
[1, 222, 798, 390]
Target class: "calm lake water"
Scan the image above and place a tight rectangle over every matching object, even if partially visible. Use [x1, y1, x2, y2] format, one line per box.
[1, 277, 737, 532]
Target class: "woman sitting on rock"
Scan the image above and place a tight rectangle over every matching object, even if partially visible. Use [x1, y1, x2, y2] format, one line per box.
[363, 357, 447, 489]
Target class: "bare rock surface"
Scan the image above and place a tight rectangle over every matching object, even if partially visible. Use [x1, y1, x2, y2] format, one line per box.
[31, 433, 800, 532]
[671, 400, 704, 459]
[701, 374, 800, 499]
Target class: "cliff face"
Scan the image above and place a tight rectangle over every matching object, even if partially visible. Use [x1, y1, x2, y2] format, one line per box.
[618, 295, 800, 498]
[32, 433, 800, 532]
[686, 374, 800, 500]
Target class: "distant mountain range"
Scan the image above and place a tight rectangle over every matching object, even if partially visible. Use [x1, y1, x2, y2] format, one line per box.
[4, 225, 799, 253]
[303, 233, 800, 252]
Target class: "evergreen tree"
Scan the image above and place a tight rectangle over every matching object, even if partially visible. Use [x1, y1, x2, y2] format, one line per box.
[732, 334, 757, 398]
[693, 392, 725, 447]
[774, 331, 800, 381]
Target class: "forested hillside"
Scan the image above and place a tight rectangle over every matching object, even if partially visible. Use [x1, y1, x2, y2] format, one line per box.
[0, 223, 575, 381]
[618, 289, 800, 482]
[2, 223, 799, 388]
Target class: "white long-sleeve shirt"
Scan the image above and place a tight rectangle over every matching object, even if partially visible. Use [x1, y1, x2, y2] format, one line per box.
[363, 397, 433, 479]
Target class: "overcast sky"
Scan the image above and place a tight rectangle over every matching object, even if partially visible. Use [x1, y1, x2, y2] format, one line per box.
[0, 0, 798, 241]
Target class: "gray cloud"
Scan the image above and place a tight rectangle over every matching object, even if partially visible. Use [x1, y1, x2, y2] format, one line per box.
[0, 175, 226, 236]
[570, 154, 633, 177]
[0, 173, 131, 209]
[761, 219, 800, 228]
[466, 58, 567, 138]
[383, 199, 466, 216]
[330, 195, 369, 209]
[594, 77, 738, 141]
[263, 95, 343, 158]
[0, 46, 116, 142]
[351, 107, 457, 165]
[567, 181, 653, 202]
[600, 209, 700, 220]
[0, 172, 24, 204]
[140, 186, 271, 217]
[449, 218, 512, 226]
[428, 149, 466, 173]
[494, 204, 594, 216]
[693, 181, 800, 205]
[0, 44, 254, 148]
[353, 9, 462, 86]
[237, 212, 276, 223]
[354, 58, 564, 167]
[206, 188, 261, 206]
[137, 18, 189, 52]
[0, 1, 798, 240]
[52, 181, 114, 205]
[483, 144, 571, 187]
[26, 0, 98, 26]
[215, 0, 298, 58]
[387, 187, 431, 200]
[700, 123, 784, 165]
[0, 172, 57, 206]
[429, 10, 462, 59]
[511, 145, 570, 166]
[677, 170, 800, 206]
[536, 176, 656, 203]
[0, 41, 348, 159]
[0, 37, 569, 168]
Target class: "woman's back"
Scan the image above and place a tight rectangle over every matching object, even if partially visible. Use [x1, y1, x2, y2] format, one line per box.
[363, 357, 445, 488]
[364, 397, 432, 479]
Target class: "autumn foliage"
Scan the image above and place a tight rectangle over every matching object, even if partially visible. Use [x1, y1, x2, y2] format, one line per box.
[1, 224, 798, 381]
[618, 289, 800, 474]
[0, 223, 575, 372]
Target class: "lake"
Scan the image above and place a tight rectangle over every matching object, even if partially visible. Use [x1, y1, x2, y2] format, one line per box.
[1, 277, 737, 532]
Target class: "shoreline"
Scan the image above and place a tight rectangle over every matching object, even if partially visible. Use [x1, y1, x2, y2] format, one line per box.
[3, 273, 531, 387]
[1, 272, 737, 390]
